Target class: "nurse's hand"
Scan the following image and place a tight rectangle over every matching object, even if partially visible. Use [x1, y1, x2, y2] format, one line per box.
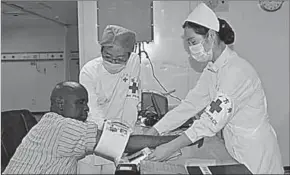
[147, 142, 178, 162]
[147, 133, 192, 162]
[144, 127, 159, 136]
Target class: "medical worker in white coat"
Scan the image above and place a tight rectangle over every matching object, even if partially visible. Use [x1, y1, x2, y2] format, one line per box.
[80, 25, 141, 129]
[145, 3, 284, 174]
[78, 25, 141, 174]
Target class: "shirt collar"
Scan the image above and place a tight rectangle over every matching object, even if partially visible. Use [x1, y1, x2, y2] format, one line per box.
[206, 45, 231, 73]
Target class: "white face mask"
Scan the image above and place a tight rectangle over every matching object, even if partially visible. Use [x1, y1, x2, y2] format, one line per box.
[189, 41, 213, 62]
[102, 60, 126, 74]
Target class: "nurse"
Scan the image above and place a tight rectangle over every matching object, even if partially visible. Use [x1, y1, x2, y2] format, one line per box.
[146, 3, 284, 174]
[78, 25, 141, 174]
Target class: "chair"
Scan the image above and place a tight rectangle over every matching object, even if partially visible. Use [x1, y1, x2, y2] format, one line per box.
[1, 109, 38, 172]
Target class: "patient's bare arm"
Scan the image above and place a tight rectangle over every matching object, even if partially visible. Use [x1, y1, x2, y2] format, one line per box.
[124, 107, 207, 154]
[124, 134, 205, 154]
[124, 135, 178, 154]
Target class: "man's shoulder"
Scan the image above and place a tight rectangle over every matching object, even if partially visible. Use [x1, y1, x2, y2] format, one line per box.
[41, 113, 97, 130]
[58, 116, 98, 129]
[41, 112, 71, 126]
[80, 56, 104, 77]
[41, 112, 61, 119]
[130, 52, 138, 58]
[82, 56, 103, 69]
[125, 52, 141, 71]
[129, 52, 140, 63]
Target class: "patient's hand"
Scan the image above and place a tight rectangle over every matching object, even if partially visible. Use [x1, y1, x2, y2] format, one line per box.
[144, 127, 159, 136]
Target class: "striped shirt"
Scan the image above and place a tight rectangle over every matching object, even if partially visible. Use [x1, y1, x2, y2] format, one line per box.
[3, 112, 99, 174]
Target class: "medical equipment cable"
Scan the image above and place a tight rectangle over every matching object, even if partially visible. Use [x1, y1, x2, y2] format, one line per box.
[138, 42, 142, 58]
[140, 42, 182, 102]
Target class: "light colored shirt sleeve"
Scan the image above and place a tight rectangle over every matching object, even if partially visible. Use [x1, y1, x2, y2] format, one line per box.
[154, 71, 211, 134]
[121, 55, 141, 129]
[79, 65, 105, 124]
[184, 67, 256, 142]
[57, 120, 99, 157]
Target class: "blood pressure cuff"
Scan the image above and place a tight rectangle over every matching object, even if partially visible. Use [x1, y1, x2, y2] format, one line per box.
[94, 120, 133, 163]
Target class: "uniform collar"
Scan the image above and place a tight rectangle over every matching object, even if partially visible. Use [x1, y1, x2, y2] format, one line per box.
[206, 45, 231, 73]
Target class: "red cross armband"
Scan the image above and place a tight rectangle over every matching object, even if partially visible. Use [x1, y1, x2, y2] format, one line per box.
[201, 92, 233, 132]
[126, 77, 139, 99]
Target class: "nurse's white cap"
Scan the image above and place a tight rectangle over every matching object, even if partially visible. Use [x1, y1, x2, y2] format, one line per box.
[184, 3, 220, 32]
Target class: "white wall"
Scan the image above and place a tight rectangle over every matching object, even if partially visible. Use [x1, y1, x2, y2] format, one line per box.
[1, 25, 78, 53]
[77, 1, 100, 69]
[1, 60, 65, 112]
[1, 23, 79, 112]
[78, 1, 289, 166]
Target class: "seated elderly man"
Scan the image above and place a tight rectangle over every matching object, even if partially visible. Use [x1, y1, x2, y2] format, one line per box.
[3, 82, 101, 174]
[78, 24, 142, 173]
[2, 81, 179, 174]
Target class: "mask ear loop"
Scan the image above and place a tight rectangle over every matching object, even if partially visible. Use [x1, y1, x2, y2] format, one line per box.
[203, 30, 214, 45]
[202, 30, 215, 60]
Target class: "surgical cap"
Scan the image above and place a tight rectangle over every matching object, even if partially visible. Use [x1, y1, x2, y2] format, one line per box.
[99, 25, 136, 52]
[184, 3, 219, 32]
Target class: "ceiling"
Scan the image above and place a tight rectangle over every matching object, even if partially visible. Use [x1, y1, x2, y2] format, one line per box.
[1, 1, 78, 29]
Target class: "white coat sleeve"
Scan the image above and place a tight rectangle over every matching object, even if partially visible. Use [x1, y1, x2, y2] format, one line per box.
[79, 65, 105, 123]
[121, 56, 141, 129]
[153, 71, 211, 134]
[184, 67, 256, 142]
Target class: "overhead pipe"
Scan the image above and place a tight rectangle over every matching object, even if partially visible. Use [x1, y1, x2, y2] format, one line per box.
[1, 1, 69, 27]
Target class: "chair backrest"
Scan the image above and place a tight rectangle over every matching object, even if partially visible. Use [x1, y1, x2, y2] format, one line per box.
[1, 109, 38, 169]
